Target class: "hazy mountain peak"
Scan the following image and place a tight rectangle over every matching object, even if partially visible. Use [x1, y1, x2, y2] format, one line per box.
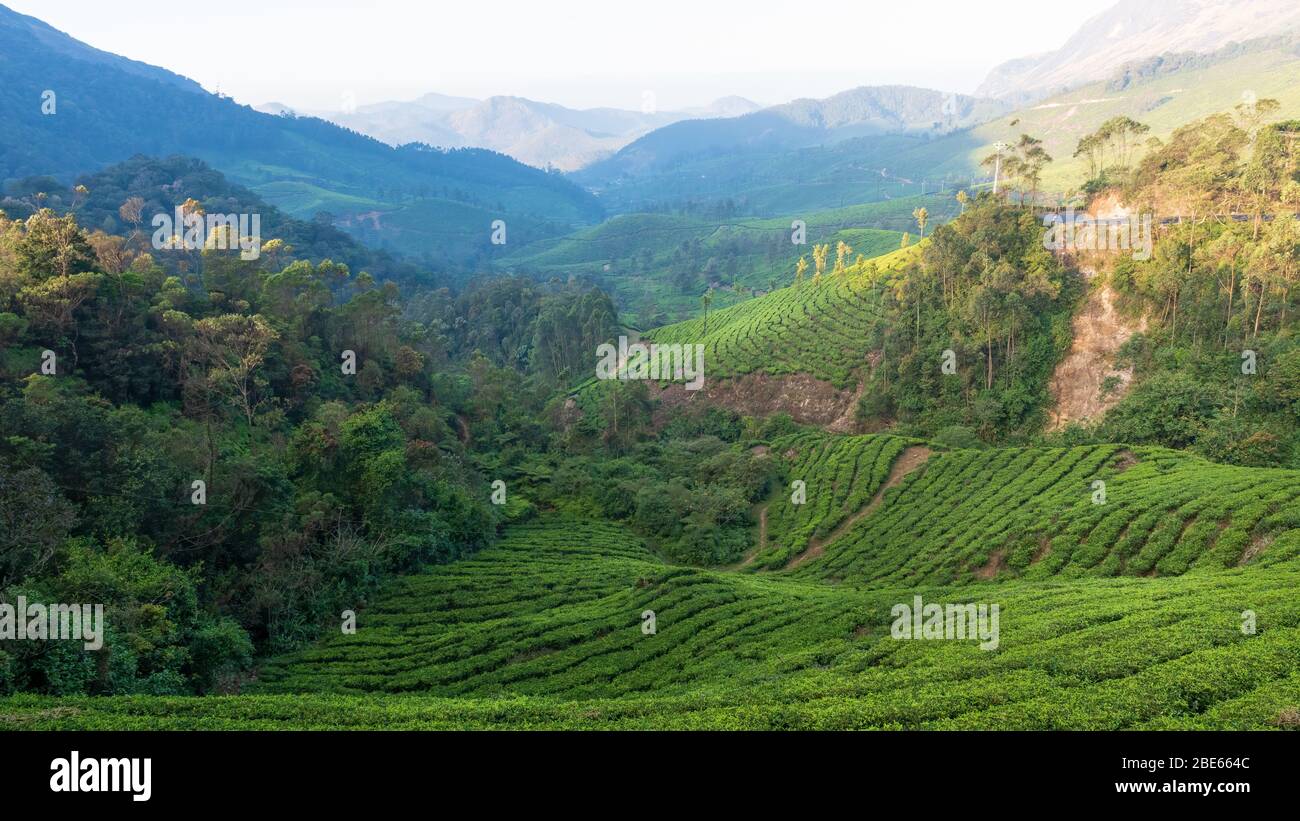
[310, 91, 765, 171]
[978, 0, 1300, 102]
[685, 96, 764, 118]
[408, 91, 481, 112]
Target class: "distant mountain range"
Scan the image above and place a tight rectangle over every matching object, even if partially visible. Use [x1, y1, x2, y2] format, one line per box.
[977, 0, 1300, 103]
[579, 86, 1008, 183]
[0, 2, 602, 266]
[565, 86, 1008, 214]
[4, 0, 1300, 267]
[264, 94, 762, 172]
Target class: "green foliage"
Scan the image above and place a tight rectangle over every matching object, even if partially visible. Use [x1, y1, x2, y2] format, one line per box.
[639, 243, 922, 389]
[498, 207, 912, 325]
[576, 198, 1075, 443]
[0, 207, 565, 691]
[791, 445, 1300, 585]
[26, 505, 1281, 729]
[513, 430, 778, 566]
[753, 433, 912, 569]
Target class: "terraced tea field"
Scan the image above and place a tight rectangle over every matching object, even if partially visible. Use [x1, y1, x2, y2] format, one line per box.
[565, 242, 924, 420]
[746, 433, 916, 569]
[791, 444, 1300, 586]
[647, 244, 921, 389]
[8, 438, 1299, 730]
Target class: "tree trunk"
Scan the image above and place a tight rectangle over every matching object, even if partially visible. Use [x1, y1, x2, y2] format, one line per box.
[985, 318, 994, 391]
[1225, 262, 1236, 346]
[1254, 284, 1266, 340]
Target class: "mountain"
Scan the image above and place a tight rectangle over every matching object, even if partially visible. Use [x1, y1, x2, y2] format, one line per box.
[0, 3, 602, 262]
[254, 101, 299, 117]
[578, 86, 1008, 184]
[917, 31, 1300, 192]
[565, 86, 1000, 215]
[977, 0, 1300, 103]
[311, 93, 761, 171]
[0, 3, 203, 94]
[256, 91, 480, 123]
[683, 96, 764, 118]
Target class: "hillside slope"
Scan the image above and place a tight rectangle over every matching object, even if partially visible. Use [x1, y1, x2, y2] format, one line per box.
[934, 34, 1300, 191]
[498, 204, 916, 325]
[644, 243, 922, 389]
[27, 463, 1292, 729]
[0, 4, 602, 260]
[1047, 273, 1147, 430]
[581, 86, 1007, 183]
[978, 0, 1300, 102]
[791, 443, 1300, 584]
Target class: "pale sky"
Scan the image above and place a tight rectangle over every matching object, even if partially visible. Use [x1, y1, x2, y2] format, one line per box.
[8, 0, 1118, 111]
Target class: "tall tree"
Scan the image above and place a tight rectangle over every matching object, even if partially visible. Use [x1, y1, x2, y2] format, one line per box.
[913, 207, 930, 239]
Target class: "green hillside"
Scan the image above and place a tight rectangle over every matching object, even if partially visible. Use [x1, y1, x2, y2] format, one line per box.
[792, 444, 1300, 584]
[0, 4, 603, 264]
[751, 433, 916, 569]
[10, 457, 1298, 729]
[643, 243, 922, 387]
[575, 124, 987, 215]
[6, 0, 1300, 744]
[928, 35, 1300, 192]
[567, 33, 1300, 222]
[496, 201, 938, 325]
[567, 197, 1074, 445]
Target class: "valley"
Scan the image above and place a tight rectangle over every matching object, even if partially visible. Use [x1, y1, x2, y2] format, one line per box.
[1, 0, 1299, 741]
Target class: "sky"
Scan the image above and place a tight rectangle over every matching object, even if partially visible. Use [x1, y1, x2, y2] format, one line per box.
[8, 0, 1119, 111]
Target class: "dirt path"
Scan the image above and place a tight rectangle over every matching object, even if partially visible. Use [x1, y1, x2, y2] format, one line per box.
[786, 446, 933, 570]
[1047, 270, 1147, 431]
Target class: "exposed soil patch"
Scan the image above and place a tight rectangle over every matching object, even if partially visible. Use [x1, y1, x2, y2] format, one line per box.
[651, 371, 863, 430]
[1030, 536, 1053, 565]
[786, 446, 933, 570]
[1047, 272, 1147, 431]
[974, 549, 1007, 580]
[1239, 533, 1274, 567]
[1273, 707, 1300, 729]
[1113, 449, 1140, 473]
[827, 380, 869, 434]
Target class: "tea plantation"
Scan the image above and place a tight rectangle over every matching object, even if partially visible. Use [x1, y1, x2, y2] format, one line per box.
[6, 438, 1299, 730]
